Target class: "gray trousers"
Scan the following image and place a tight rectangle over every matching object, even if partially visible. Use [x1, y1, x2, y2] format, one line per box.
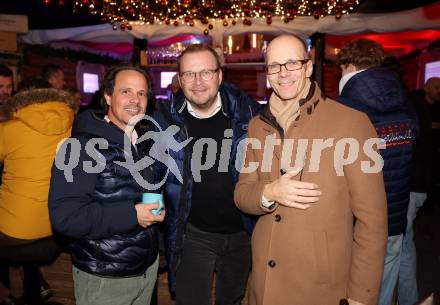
[73, 256, 158, 305]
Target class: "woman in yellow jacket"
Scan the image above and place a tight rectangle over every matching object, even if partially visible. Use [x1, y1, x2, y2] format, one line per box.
[0, 86, 76, 305]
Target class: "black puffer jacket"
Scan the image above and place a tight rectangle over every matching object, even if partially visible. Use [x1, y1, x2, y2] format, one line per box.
[49, 110, 159, 277]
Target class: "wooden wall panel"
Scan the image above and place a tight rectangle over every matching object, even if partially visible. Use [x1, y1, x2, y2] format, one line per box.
[224, 65, 270, 101]
[23, 53, 77, 88]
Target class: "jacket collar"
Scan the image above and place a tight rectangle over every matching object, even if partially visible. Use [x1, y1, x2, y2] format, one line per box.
[260, 104, 284, 139]
[339, 69, 365, 95]
[72, 110, 149, 148]
[171, 83, 231, 119]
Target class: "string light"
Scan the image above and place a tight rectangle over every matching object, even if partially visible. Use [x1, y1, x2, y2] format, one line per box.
[64, 0, 359, 30]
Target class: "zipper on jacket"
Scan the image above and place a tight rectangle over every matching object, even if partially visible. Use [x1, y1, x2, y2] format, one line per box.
[174, 124, 191, 273]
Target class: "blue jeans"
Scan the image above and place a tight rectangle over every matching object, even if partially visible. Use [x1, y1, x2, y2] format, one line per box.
[398, 192, 426, 305]
[378, 234, 404, 305]
[72, 256, 159, 305]
[176, 223, 251, 305]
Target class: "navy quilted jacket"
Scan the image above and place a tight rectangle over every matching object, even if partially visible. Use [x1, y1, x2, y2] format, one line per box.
[338, 67, 416, 236]
[152, 82, 261, 292]
[49, 110, 159, 277]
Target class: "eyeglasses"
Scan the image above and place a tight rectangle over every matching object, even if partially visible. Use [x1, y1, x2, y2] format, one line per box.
[180, 68, 220, 82]
[266, 59, 309, 75]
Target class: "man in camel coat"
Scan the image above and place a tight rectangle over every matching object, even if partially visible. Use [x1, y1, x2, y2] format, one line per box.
[234, 34, 388, 305]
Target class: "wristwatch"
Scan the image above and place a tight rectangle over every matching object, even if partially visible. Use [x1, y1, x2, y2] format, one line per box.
[261, 196, 276, 210]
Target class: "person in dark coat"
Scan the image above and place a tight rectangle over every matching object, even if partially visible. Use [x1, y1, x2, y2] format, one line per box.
[152, 44, 261, 305]
[337, 39, 417, 305]
[49, 64, 164, 305]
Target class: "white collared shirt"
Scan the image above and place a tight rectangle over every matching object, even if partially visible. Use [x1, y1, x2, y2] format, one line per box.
[339, 69, 366, 95]
[104, 115, 138, 145]
[186, 93, 222, 119]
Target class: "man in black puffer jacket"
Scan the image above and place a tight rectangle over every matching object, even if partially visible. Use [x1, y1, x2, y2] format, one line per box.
[337, 39, 417, 305]
[49, 64, 164, 305]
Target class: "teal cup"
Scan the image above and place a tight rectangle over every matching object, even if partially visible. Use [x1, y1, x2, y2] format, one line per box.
[142, 193, 163, 215]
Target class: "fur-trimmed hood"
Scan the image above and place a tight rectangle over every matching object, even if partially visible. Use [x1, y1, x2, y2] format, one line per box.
[0, 88, 77, 121]
[0, 88, 76, 135]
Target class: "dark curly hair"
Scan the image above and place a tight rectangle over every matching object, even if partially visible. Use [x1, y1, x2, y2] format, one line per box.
[337, 39, 385, 70]
[100, 63, 152, 112]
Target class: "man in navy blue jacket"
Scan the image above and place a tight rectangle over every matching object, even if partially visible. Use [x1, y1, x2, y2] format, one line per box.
[153, 44, 261, 305]
[49, 64, 165, 305]
[337, 39, 416, 305]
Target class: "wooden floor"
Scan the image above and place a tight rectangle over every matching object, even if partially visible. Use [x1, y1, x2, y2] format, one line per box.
[8, 208, 440, 305]
[9, 255, 179, 305]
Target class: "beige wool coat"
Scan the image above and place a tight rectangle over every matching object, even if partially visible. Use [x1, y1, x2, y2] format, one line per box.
[235, 84, 388, 305]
